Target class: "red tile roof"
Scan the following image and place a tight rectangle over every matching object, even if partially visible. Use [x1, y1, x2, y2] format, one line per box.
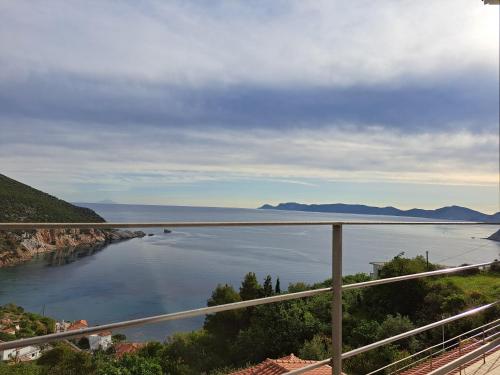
[114, 342, 146, 359]
[67, 319, 88, 331]
[96, 330, 112, 337]
[230, 354, 335, 375]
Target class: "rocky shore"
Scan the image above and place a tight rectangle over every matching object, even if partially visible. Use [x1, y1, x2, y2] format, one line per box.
[0, 228, 145, 267]
[487, 229, 500, 242]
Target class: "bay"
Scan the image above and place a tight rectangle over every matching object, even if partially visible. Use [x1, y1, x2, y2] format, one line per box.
[0, 204, 498, 341]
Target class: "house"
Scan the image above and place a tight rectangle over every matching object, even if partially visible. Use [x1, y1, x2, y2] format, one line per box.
[88, 331, 113, 351]
[369, 261, 386, 279]
[230, 354, 336, 374]
[0, 342, 42, 362]
[67, 319, 88, 331]
[55, 320, 71, 333]
[114, 342, 146, 358]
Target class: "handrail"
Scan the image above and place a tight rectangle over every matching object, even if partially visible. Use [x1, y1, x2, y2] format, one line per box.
[0, 261, 495, 351]
[282, 303, 498, 375]
[0, 287, 331, 350]
[385, 323, 500, 375]
[0, 221, 499, 230]
[0, 221, 498, 374]
[342, 262, 494, 291]
[342, 303, 497, 359]
[427, 334, 500, 375]
[366, 319, 500, 375]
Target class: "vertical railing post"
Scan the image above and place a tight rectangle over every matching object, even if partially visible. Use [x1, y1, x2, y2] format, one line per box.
[332, 224, 343, 375]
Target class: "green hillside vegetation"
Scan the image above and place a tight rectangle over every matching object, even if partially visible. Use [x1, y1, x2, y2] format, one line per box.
[0, 304, 55, 342]
[0, 174, 104, 223]
[1, 255, 498, 375]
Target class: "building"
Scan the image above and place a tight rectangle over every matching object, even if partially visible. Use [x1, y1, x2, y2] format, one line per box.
[114, 342, 146, 358]
[67, 319, 88, 331]
[88, 331, 113, 351]
[230, 354, 335, 374]
[0, 342, 42, 362]
[369, 261, 386, 279]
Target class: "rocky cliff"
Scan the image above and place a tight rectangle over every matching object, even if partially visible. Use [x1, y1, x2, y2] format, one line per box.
[0, 228, 145, 267]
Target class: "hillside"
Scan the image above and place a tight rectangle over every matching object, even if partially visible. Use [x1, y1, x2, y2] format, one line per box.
[0, 174, 144, 267]
[0, 174, 104, 223]
[260, 202, 500, 222]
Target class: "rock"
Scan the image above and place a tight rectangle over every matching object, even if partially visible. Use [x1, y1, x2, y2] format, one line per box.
[0, 229, 146, 267]
[147, 233, 154, 236]
[487, 229, 500, 242]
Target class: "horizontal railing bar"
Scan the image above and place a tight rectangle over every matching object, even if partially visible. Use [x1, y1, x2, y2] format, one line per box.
[387, 327, 500, 375]
[288, 303, 497, 373]
[427, 335, 500, 375]
[284, 359, 331, 374]
[341, 302, 497, 359]
[0, 287, 331, 350]
[366, 319, 500, 375]
[342, 262, 496, 291]
[1, 261, 494, 351]
[0, 221, 499, 230]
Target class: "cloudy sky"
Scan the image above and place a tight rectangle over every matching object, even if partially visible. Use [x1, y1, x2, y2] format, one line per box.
[0, 0, 498, 212]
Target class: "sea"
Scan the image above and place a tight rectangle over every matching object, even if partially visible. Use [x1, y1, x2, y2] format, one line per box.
[0, 204, 498, 341]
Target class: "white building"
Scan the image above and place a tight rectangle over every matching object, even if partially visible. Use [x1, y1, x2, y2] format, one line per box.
[0, 344, 42, 362]
[88, 331, 113, 351]
[370, 261, 386, 279]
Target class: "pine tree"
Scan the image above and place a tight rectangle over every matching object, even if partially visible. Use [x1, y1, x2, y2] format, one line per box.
[275, 277, 281, 294]
[263, 275, 273, 297]
[239, 272, 262, 301]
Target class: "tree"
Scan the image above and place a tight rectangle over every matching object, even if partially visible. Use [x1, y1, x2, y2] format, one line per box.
[361, 255, 433, 318]
[263, 275, 273, 297]
[299, 334, 331, 360]
[239, 272, 262, 301]
[112, 333, 127, 343]
[275, 278, 281, 294]
[38, 345, 96, 375]
[204, 284, 242, 340]
[119, 355, 162, 375]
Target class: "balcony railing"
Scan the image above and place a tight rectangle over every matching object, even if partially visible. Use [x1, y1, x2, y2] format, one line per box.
[0, 221, 499, 375]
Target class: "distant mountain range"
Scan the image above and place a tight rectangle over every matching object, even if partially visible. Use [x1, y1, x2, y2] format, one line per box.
[259, 202, 500, 222]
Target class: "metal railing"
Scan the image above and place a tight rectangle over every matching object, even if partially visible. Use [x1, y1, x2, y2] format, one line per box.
[0, 221, 499, 375]
[366, 319, 500, 375]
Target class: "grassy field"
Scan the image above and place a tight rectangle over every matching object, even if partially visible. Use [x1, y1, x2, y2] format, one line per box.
[434, 272, 500, 300]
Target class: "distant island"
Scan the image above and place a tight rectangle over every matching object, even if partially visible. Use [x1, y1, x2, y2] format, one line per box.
[0, 174, 144, 267]
[259, 202, 500, 222]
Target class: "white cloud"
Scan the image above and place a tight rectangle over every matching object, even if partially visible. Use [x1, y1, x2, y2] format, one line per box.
[0, 0, 497, 87]
[0, 121, 497, 193]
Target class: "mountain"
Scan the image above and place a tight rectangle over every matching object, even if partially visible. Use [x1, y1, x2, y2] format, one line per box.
[0, 174, 144, 267]
[0, 174, 105, 223]
[259, 202, 500, 222]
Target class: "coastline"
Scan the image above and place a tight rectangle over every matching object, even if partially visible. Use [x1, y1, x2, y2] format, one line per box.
[0, 228, 145, 268]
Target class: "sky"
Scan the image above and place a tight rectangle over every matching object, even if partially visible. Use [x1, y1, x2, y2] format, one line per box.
[0, 1, 499, 213]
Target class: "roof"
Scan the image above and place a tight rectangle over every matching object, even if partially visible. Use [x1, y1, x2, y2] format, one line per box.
[114, 342, 145, 359]
[97, 330, 112, 337]
[230, 354, 336, 375]
[67, 319, 88, 331]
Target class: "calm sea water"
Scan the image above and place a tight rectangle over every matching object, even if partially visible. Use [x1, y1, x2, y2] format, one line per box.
[0, 204, 498, 341]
